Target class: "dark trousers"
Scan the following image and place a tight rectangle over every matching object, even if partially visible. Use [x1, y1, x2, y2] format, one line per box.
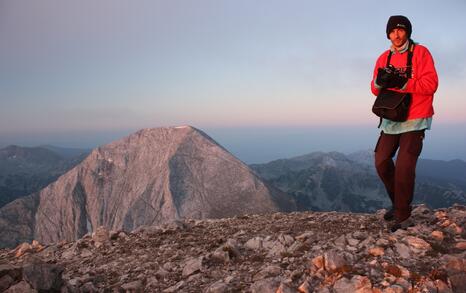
[374, 130, 425, 221]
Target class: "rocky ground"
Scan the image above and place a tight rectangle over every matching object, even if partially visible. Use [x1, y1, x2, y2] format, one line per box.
[0, 204, 465, 292]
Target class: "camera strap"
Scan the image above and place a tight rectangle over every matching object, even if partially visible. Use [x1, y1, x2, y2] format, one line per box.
[386, 40, 415, 78]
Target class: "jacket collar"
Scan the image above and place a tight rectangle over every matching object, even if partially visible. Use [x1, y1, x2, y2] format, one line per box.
[390, 39, 409, 54]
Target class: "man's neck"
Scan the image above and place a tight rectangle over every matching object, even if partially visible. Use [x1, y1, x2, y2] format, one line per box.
[391, 40, 409, 53]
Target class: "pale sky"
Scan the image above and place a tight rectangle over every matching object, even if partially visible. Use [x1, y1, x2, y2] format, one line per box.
[1, 0, 466, 162]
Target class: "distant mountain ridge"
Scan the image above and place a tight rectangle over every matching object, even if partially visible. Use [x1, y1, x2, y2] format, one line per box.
[0, 126, 295, 248]
[0, 145, 88, 208]
[251, 151, 466, 212]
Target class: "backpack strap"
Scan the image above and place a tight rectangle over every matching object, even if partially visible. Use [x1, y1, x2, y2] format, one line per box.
[406, 41, 415, 78]
[385, 39, 415, 77]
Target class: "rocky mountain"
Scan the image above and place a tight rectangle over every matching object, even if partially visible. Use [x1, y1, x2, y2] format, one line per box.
[0, 145, 88, 208]
[0, 126, 295, 248]
[250, 151, 466, 213]
[0, 204, 465, 292]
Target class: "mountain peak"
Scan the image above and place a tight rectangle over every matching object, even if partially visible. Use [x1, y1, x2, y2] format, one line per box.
[0, 126, 295, 248]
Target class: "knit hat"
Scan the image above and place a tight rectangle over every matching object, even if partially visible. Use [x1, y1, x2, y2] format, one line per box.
[386, 15, 412, 39]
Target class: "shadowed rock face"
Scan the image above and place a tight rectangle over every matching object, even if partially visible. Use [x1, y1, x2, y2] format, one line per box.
[0, 126, 295, 248]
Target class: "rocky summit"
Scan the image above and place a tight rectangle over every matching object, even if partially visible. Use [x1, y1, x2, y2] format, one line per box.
[0, 126, 295, 248]
[0, 204, 465, 292]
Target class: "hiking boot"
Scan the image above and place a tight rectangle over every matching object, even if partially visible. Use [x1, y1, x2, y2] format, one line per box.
[383, 207, 395, 221]
[390, 217, 414, 233]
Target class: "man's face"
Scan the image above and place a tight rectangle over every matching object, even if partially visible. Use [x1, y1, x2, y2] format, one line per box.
[389, 28, 408, 49]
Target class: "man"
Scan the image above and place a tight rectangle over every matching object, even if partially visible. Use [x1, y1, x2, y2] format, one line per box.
[371, 15, 438, 232]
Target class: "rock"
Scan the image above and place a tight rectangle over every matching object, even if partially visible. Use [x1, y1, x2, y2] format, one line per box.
[404, 236, 432, 252]
[206, 280, 228, 293]
[455, 241, 466, 250]
[4, 280, 37, 293]
[245, 237, 263, 250]
[449, 272, 466, 292]
[182, 257, 203, 277]
[394, 243, 410, 258]
[14, 243, 32, 257]
[368, 246, 384, 257]
[224, 238, 241, 258]
[297, 279, 312, 293]
[324, 250, 348, 272]
[92, 226, 110, 247]
[434, 279, 453, 293]
[296, 231, 314, 242]
[333, 275, 371, 293]
[384, 284, 405, 293]
[276, 282, 295, 293]
[0, 264, 21, 280]
[278, 234, 295, 246]
[0, 274, 15, 292]
[163, 280, 185, 293]
[250, 277, 281, 293]
[22, 262, 63, 291]
[121, 280, 143, 292]
[311, 255, 325, 270]
[253, 265, 282, 281]
[334, 235, 347, 248]
[431, 230, 444, 241]
[267, 241, 287, 257]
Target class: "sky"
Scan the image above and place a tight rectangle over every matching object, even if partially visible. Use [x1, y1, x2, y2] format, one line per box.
[1, 0, 466, 163]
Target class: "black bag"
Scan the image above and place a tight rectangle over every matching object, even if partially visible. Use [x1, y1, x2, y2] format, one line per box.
[372, 41, 415, 125]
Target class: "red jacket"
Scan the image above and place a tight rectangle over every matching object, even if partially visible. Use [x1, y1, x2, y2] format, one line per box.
[371, 44, 439, 120]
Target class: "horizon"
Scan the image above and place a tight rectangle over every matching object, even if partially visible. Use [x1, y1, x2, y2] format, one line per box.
[1, 1, 466, 163]
[1, 123, 466, 164]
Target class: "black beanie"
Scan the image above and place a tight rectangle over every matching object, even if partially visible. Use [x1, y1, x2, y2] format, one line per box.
[386, 15, 412, 39]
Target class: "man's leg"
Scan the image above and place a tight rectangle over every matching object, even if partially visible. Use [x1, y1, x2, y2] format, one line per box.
[374, 132, 400, 205]
[393, 130, 425, 221]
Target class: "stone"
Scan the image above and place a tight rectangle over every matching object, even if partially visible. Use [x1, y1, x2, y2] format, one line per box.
[296, 231, 314, 241]
[4, 280, 37, 293]
[267, 241, 287, 257]
[14, 243, 32, 257]
[121, 280, 143, 292]
[182, 257, 203, 277]
[394, 243, 410, 258]
[0, 264, 21, 280]
[333, 277, 354, 292]
[163, 280, 185, 293]
[297, 279, 312, 293]
[0, 274, 15, 292]
[253, 265, 282, 281]
[276, 282, 295, 293]
[431, 230, 444, 241]
[22, 262, 64, 291]
[333, 275, 372, 293]
[245, 237, 263, 250]
[384, 285, 404, 293]
[334, 235, 347, 247]
[324, 250, 348, 272]
[449, 272, 466, 293]
[250, 277, 281, 293]
[434, 279, 453, 293]
[312, 255, 325, 270]
[455, 241, 466, 250]
[206, 280, 228, 293]
[368, 246, 384, 257]
[224, 238, 241, 257]
[404, 236, 432, 251]
[278, 234, 295, 246]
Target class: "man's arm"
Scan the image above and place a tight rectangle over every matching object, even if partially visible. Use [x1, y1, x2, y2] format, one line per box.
[402, 46, 438, 95]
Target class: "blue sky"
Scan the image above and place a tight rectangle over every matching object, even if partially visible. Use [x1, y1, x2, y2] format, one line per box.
[1, 0, 465, 162]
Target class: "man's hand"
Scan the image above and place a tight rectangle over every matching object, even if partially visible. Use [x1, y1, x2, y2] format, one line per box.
[376, 66, 408, 89]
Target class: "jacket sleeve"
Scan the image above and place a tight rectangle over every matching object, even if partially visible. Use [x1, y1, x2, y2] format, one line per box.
[370, 53, 386, 96]
[403, 46, 438, 95]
